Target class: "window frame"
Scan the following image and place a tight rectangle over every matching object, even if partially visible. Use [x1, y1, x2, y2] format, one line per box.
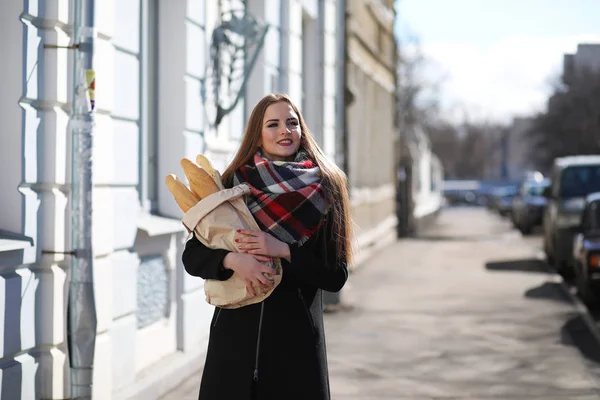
[139, 0, 160, 213]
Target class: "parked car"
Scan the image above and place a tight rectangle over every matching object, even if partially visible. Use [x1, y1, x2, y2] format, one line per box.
[511, 178, 551, 234]
[489, 185, 519, 217]
[572, 193, 600, 306]
[543, 155, 600, 279]
[442, 180, 482, 206]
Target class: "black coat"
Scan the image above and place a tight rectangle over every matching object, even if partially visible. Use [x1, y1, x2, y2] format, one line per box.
[182, 215, 348, 400]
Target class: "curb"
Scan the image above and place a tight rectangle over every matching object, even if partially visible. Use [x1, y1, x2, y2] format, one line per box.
[536, 251, 600, 347]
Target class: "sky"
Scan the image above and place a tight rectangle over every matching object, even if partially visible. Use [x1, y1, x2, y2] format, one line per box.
[395, 0, 600, 124]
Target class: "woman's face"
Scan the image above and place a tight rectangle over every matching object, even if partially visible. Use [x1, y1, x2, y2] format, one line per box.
[258, 102, 302, 161]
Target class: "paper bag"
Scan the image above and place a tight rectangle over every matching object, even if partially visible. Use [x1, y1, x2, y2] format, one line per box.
[182, 184, 283, 309]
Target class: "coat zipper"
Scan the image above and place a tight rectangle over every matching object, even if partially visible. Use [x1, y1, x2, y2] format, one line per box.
[297, 288, 317, 336]
[253, 302, 265, 382]
[212, 307, 222, 328]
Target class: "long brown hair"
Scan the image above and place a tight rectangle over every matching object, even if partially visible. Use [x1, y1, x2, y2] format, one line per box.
[222, 93, 354, 265]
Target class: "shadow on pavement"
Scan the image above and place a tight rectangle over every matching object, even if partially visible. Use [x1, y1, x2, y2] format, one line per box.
[485, 257, 600, 370]
[485, 258, 548, 273]
[417, 232, 513, 242]
[524, 282, 572, 304]
[415, 234, 475, 242]
[561, 314, 600, 364]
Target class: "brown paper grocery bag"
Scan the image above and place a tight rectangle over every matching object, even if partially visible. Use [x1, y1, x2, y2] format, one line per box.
[182, 184, 283, 309]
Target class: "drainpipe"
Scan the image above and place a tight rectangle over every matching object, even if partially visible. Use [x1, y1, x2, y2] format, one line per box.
[68, 0, 97, 398]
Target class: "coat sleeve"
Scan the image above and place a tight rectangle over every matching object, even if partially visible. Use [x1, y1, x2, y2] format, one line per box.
[182, 234, 234, 281]
[282, 217, 348, 292]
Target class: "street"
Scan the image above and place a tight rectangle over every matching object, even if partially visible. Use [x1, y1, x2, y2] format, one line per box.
[160, 207, 600, 400]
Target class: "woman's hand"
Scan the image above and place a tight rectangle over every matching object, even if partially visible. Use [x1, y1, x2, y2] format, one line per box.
[223, 252, 276, 296]
[235, 229, 291, 262]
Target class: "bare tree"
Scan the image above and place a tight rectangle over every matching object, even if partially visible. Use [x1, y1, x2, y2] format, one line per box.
[396, 35, 442, 131]
[396, 34, 503, 180]
[427, 120, 502, 179]
[426, 122, 460, 177]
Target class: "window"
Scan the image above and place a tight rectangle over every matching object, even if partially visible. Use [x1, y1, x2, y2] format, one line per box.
[141, 0, 159, 213]
[112, 0, 160, 214]
[136, 255, 169, 328]
[526, 182, 549, 197]
[560, 165, 600, 198]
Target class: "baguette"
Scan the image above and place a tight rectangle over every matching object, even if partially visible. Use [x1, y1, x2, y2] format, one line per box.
[165, 174, 200, 212]
[180, 158, 221, 199]
[196, 154, 224, 189]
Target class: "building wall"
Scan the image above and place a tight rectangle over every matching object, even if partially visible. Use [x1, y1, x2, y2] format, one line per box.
[563, 44, 600, 84]
[0, 0, 342, 399]
[0, 0, 70, 398]
[413, 148, 444, 220]
[246, 0, 337, 155]
[346, 0, 397, 265]
[574, 44, 600, 71]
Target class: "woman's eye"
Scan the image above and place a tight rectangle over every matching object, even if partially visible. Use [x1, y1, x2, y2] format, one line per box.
[268, 123, 277, 128]
[288, 120, 299, 126]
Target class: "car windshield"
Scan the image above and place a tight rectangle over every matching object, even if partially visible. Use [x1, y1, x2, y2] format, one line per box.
[527, 182, 549, 196]
[493, 186, 517, 197]
[560, 165, 600, 198]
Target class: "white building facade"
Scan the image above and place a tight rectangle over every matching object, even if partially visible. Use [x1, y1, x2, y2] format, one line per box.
[407, 126, 443, 225]
[0, 0, 341, 399]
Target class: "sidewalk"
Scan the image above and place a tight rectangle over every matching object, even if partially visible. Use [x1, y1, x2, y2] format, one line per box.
[325, 208, 600, 399]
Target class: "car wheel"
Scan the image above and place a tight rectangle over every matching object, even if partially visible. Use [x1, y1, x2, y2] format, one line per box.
[518, 223, 532, 235]
[557, 260, 575, 282]
[544, 243, 555, 265]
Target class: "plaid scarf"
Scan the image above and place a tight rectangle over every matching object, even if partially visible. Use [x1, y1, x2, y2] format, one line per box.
[233, 150, 328, 245]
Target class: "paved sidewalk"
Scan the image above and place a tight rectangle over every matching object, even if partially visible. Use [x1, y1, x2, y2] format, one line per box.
[325, 208, 600, 399]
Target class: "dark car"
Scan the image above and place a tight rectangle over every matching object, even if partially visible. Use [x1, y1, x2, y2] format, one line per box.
[512, 178, 551, 234]
[490, 185, 519, 217]
[572, 193, 600, 305]
[543, 155, 600, 279]
[442, 180, 482, 206]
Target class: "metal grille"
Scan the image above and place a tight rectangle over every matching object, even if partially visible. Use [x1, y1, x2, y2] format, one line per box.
[136, 255, 169, 329]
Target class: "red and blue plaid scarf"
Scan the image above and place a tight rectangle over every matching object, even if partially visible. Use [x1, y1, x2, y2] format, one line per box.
[233, 150, 328, 245]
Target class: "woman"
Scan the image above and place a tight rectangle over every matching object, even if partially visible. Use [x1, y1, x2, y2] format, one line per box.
[182, 93, 354, 400]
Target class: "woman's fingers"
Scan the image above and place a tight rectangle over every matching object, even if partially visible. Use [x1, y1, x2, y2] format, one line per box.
[255, 273, 271, 287]
[260, 264, 277, 275]
[246, 283, 256, 297]
[236, 237, 263, 246]
[252, 254, 271, 263]
[236, 229, 260, 237]
[238, 243, 258, 250]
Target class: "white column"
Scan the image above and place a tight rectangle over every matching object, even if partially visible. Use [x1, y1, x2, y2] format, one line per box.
[0, 1, 26, 234]
[0, 0, 71, 398]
